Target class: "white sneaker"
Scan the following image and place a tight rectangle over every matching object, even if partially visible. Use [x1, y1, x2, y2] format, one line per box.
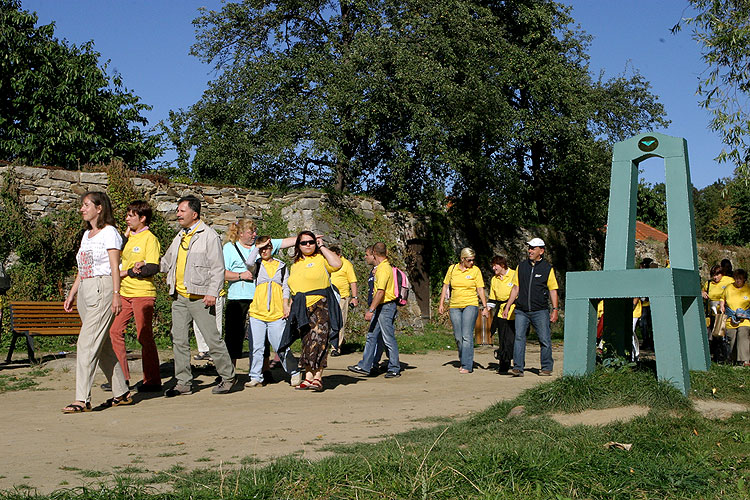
[244, 379, 262, 388]
[290, 373, 303, 387]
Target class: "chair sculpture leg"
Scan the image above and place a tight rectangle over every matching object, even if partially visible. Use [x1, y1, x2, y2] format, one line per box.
[682, 296, 710, 371]
[562, 298, 598, 376]
[650, 295, 691, 394]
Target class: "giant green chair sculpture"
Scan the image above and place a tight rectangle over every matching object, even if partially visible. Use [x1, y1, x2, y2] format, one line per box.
[562, 132, 709, 395]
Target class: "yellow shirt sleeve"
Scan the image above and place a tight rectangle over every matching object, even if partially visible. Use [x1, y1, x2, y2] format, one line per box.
[374, 259, 397, 303]
[511, 266, 519, 286]
[547, 267, 559, 290]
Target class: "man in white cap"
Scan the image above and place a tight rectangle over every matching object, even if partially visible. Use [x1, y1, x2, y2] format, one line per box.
[502, 237, 559, 377]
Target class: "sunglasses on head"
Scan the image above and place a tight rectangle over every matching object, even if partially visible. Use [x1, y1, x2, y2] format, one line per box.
[299, 239, 316, 246]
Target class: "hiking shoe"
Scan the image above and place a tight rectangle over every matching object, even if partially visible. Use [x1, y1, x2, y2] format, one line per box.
[290, 373, 303, 387]
[510, 369, 524, 377]
[193, 352, 212, 361]
[539, 370, 552, 376]
[212, 377, 236, 394]
[244, 379, 262, 388]
[347, 365, 370, 376]
[384, 371, 401, 379]
[164, 384, 192, 397]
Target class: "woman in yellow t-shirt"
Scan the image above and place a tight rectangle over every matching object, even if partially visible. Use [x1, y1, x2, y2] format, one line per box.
[488, 255, 515, 374]
[286, 231, 342, 391]
[438, 248, 489, 374]
[720, 269, 750, 366]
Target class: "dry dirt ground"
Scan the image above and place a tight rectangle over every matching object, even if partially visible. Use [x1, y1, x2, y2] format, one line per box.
[1, 344, 745, 494]
[0, 344, 562, 493]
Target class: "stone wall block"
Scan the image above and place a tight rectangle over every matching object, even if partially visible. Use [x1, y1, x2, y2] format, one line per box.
[49, 170, 79, 182]
[157, 201, 178, 214]
[80, 172, 108, 184]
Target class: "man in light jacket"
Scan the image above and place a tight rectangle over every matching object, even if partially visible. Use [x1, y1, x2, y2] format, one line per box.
[159, 195, 236, 396]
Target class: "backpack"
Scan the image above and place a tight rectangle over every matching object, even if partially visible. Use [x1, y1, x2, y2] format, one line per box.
[392, 266, 410, 306]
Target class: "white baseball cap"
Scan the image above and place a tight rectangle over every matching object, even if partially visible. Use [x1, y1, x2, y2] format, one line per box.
[527, 237, 546, 247]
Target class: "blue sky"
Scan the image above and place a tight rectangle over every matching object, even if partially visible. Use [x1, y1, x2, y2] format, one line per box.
[20, 0, 734, 188]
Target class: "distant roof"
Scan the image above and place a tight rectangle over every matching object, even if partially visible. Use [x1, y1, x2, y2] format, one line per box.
[635, 221, 668, 242]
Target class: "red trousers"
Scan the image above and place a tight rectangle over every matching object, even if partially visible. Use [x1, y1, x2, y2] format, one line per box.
[109, 296, 161, 385]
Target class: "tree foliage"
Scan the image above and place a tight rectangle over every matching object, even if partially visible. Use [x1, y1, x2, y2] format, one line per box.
[0, 0, 161, 169]
[637, 181, 667, 232]
[168, 0, 668, 243]
[694, 175, 750, 246]
[677, 0, 750, 180]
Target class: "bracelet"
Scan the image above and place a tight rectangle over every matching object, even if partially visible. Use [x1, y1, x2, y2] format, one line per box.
[552, 307, 559, 310]
[351, 296, 358, 300]
[369, 308, 375, 313]
[113, 290, 120, 295]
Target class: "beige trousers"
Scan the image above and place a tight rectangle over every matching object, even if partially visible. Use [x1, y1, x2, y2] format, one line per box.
[75, 276, 128, 402]
[338, 296, 351, 346]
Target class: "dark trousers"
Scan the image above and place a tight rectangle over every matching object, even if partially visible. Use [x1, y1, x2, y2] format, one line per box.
[224, 299, 251, 360]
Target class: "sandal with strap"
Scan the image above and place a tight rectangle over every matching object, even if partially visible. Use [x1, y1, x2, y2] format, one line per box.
[309, 379, 324, 392]
[62, 402, 91, 414]
[295, 379, 314, 390]
[101, 392, 134, 409]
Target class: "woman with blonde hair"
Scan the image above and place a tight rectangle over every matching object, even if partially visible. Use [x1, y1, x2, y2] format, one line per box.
[439, 248, 489, 374]
[221, 219, 258, 366]
[62, 192, 129, 413]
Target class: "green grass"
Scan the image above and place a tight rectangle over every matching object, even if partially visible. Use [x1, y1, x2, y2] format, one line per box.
[0, 367, 49, 393]
[2, 364, 747, 499]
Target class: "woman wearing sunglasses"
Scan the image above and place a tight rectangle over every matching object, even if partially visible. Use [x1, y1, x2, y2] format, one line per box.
[438, 247, 489, 374]
[282, 231, 342, 391]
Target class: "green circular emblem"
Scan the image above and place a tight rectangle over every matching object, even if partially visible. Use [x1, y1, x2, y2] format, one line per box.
[638, 136, 658, 152]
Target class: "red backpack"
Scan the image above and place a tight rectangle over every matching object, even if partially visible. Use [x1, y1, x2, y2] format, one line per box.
[392, 266, 411, 306]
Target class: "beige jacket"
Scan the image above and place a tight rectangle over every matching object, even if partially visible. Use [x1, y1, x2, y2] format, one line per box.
[161, 221, 224, 297]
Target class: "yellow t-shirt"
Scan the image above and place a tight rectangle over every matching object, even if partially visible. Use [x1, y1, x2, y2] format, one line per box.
[248, 260, 285, 322]
[288, 253, 340, 307]
[120, 229, 161, 298]
[175, 224, 202, 299]
[722, 283, 750, 328]
[374, 258, 397, 304]
[444, 264, 484, 309]
[704, 275, 735, 302]
[489, 270, 515, 319]
[633, 299, 642, 319]
[597, 300, 604, 318]
[330, 257, 357, 298]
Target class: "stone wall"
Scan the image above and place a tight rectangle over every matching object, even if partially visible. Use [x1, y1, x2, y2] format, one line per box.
[0, 164, 430, 321]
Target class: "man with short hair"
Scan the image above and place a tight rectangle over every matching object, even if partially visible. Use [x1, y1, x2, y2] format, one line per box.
[502, 237, 559, 377]
[348, 242, 401, 378]
[159, 195, 236, 395]
[328, 245, 359, 356]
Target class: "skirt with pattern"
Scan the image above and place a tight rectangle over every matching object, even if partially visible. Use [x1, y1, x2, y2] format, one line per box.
[298, 297, 330, 372]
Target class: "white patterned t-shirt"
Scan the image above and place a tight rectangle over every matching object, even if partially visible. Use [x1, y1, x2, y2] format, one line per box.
[76, 225, 123, 279]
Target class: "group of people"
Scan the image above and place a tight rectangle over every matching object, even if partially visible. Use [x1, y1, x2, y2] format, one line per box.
[703, 259, 750, 366]
[61, 192, 402, 413]
[438, 238, 559, 377]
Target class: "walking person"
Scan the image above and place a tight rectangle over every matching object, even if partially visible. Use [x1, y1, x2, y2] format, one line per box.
[245, 236, 301, 387]
[503, 238, 559, 377]
[159, 195, 236, 396]
[281, 231, 342, 391]
[438, 248, 489, 374]
[222, 219, 258, 366]
[108, 200, 162, 393]
[488, 255, 515, 374]
[62, 192, 130, 413]
[348, 242, 402, 378]
[328, 245, 359, 356]
[720, 269, 750, 366]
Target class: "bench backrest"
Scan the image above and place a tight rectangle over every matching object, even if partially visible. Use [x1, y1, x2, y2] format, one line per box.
[9, 301, 82, 333]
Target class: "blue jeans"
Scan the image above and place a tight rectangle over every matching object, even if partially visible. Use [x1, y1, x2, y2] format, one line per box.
[449, 306, 478, 371]
[513, 309, 553, 372]
[247, 316, 299, 382]
[358, 301, 400, 373]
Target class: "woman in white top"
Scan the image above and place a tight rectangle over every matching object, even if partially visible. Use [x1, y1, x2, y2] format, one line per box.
[62, 192, 131, 413]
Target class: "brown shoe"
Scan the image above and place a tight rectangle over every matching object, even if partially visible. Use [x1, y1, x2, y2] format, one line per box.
[539, 370, 552, 376]
[510, 369, 524, 377]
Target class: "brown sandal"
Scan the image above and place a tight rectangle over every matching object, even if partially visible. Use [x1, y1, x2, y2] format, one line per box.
[102, 392, 133, 408]
[62, 402, 91, 414]
[309, 379, 324, 392]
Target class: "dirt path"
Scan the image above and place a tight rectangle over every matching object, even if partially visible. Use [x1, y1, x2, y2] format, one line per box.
[0, 345, 562, 493]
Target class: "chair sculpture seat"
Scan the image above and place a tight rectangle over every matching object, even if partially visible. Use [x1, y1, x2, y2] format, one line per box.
[562, 133, 709, 395]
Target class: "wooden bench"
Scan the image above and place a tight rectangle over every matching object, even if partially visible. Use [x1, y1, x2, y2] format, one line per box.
[5, 301, 81, 364]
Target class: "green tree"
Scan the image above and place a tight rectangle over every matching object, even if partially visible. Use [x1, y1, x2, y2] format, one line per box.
[173, 0, 667, 246]
[637, 181, 667, 232]
[0, 0, 161, 170]
[676, 0, 750, 180]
